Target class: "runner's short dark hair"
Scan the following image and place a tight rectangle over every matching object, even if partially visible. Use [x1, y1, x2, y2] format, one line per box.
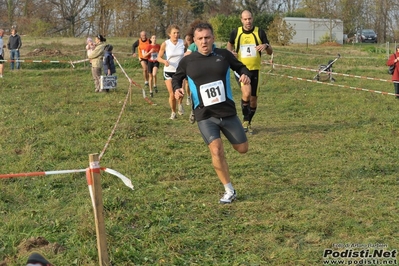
[193, 23, 213, 35]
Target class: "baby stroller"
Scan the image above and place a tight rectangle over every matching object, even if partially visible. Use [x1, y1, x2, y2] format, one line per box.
[313, 54, 340, 82]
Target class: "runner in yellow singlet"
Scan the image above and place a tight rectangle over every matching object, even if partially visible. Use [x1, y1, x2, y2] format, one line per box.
[227, 10, 273, 134]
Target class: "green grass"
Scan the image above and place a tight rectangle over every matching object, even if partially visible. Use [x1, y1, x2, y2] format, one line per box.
[1, 39, 399, 265]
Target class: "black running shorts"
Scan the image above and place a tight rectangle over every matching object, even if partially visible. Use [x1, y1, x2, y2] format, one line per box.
[197, 115, 247, 145]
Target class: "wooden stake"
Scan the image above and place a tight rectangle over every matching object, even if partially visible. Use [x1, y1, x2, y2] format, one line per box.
[89, 153, 110, 266]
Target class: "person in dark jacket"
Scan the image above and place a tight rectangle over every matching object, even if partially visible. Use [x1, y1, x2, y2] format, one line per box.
[103, 44, 116, 76]
[387, 45, 399, 99]
[7, 28, 22, 70]
[102, 44, 116, 92]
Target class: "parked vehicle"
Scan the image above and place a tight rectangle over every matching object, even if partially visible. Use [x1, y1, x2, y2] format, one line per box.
[357, 29, 377, 43]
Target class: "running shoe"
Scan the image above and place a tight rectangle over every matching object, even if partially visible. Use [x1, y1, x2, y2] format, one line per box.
[242, 121, 249, 132]
[154, 86, 158, 93]
[189, 111, 195, 124]
[220, 190, 237, 204]
[27, 252, 53, 266]
[170, 112, 177, 120]
[150, 91, 154, 98]
[248, 124, 253, 134]
[178, 104, 184, 115]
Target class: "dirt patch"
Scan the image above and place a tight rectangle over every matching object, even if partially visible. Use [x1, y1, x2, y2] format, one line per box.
[17, 236, 65, 254]
[26, 48, 63, 56]
[0, 237, 65, 265]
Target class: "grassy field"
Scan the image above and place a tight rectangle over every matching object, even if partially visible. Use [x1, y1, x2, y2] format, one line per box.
[1, 37, 399, 265]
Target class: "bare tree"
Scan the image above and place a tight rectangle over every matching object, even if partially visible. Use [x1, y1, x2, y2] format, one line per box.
[280, 0, 301, 13]
[301, 0, 342, 42]
[237, 0, 281, 14]
[6, 0, 20, 28]
[0, 0, 397, 41]
[49, 0, 91, 36]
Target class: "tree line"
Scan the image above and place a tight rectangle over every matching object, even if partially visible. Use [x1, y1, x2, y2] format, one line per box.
[0, 0, 398, 43]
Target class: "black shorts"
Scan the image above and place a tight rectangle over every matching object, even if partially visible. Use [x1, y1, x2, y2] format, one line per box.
[139, 58, 148, 64]
[0, 54, 3, 64]
[163, 71, 175, 80]
[148, 61, 159, 73]
[235, 69, 260, 97]
[197, 116, 247, 145]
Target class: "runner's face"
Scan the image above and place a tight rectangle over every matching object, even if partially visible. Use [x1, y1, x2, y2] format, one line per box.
[169, 28, 180, 41]
[185, 35, 193, 45]
[151, 36, 156, 43]
[194, 28, 214, 55]
[241, 12, 253, 31]
[140, 32, 147, 41]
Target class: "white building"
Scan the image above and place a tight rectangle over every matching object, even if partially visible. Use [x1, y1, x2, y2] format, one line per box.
[283, 17, 344, 45]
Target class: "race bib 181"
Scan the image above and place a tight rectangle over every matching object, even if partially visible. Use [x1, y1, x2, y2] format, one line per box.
[199, 80, 226, 106]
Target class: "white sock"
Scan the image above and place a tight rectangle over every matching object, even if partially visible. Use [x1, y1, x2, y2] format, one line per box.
[224, 182, 235, 194]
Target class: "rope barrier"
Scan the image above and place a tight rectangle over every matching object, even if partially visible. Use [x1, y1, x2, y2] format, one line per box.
[263, 61, 393, 83]
[113, 55, 156, 105]
[98, 54, 158, 160]
[0, 167, 134, 190]
[98, 85, 130, 160]
[0, 59, 69, 63]
[267, 72, 399, 97]
[0, 54, 150, 182]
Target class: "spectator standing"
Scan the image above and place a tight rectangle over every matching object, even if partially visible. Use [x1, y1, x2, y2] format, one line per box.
[7, 28, 22, 70]
[103, 44, 116, 93]
[157, 24, 185, 119]
[172, 22, 251, 203]
[387, 45, 399, 99]
[132, 31, 151, 86]
[88, 34, 106, 92]
[0, 29, 5, 78]
[227, 10, 273, 134]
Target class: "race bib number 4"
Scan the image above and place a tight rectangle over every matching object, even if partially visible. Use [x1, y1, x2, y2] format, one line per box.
[200, 80, 226, 106]
[240, 44, 256, 58]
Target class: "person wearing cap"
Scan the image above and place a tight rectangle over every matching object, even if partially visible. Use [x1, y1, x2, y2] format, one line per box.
[26, 252, 53, 266]
[387, 45, 399, 99]
[88, 34, 106, 92]
[85, 37, 95, 65]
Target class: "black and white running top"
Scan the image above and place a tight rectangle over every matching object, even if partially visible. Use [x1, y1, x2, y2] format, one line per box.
[172, 48, 251, 122]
